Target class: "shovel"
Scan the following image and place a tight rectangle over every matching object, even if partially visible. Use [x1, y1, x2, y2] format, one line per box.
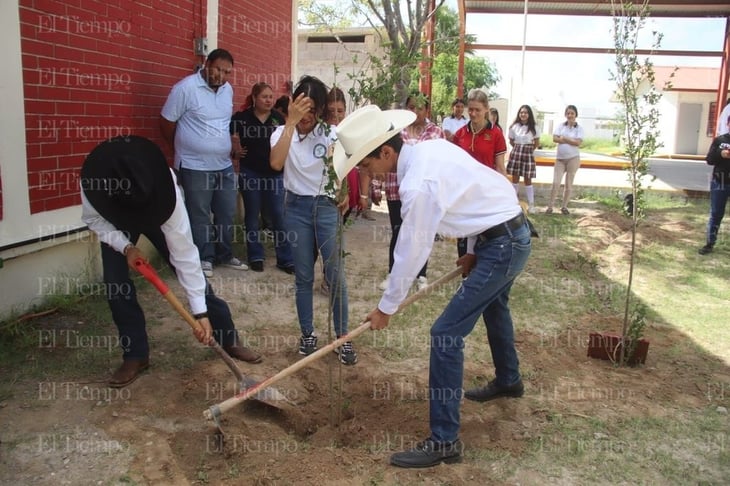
[203, 265, 465, 423]
[132, 258, 290, 411]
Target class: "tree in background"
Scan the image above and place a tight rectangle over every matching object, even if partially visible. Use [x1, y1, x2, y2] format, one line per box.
[298, 1, 499, 111]
[422, 6, 500, 118]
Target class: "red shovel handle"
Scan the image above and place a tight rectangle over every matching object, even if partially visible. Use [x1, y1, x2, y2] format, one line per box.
[133, 258, 170, 295]
[132, 257, 204, 335]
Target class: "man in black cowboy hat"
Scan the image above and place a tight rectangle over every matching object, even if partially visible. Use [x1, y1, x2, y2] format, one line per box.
[81, 135, 261, 388]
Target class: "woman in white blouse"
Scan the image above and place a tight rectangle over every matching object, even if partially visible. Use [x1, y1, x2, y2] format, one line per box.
[547, 105, 584, 215]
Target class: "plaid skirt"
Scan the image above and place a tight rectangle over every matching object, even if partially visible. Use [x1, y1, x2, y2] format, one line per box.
[507, 143, 536, 178]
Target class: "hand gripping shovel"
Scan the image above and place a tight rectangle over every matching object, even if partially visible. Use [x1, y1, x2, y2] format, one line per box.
[203, 265, 465, 423]
[132, 259, 289, 412]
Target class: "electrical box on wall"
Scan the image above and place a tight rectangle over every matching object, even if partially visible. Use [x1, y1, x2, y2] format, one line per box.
[194, 37, 208, 56]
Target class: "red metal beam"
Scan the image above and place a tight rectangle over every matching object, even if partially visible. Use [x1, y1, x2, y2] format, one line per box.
[419, 0, 437, 101]
[457, 0, 466, 98]
[716, 17, 730, 134]
[468, 44, 723, 57]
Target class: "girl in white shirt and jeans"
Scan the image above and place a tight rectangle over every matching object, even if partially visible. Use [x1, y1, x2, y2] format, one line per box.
[269, 76, 356, 365]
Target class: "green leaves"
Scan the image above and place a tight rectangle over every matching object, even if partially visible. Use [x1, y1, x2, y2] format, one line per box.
[609, 0, 666, 363]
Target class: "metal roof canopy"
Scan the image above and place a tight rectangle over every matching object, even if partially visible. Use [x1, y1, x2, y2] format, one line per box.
[463, 1, 730, 18]
[456, 0, 730, 121]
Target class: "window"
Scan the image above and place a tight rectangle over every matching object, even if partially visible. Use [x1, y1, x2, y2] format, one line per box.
[707, 101, 717, 137]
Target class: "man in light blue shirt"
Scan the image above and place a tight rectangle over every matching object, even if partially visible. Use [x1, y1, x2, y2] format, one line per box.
[160, 48, 246, 277]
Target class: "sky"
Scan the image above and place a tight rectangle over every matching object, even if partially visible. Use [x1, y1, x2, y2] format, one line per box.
[461, 9, 727, 117]
[298, 1, 727, 118]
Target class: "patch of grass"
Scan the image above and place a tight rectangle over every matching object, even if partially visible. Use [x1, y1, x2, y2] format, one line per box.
[539, 135, 621, 155]
[0, 293, 118, 383]
[520, 410, 729, 485]
[0, 253, 203, 383]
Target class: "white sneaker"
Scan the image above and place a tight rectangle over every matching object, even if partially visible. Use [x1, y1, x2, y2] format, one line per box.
[417, 276, 428, 291]
[201, 261, 213, 278]
[528, 205, 537, 214]
[379, 275, 390, 291]
[221, 257, 248, 270]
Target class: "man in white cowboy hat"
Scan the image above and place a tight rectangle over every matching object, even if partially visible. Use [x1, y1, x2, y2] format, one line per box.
[333, 105, 532, 468]
[81, 136, 262, 388]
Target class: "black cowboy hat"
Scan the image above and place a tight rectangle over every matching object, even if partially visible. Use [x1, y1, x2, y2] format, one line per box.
[81, 136, 175, 232]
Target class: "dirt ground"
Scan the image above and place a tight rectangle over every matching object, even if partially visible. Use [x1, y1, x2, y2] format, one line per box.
[1, 202, 729, 485]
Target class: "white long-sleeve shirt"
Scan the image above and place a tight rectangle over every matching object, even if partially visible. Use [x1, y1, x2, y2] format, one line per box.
[378, 140, 521, 315]
[81, 170, 208, 314]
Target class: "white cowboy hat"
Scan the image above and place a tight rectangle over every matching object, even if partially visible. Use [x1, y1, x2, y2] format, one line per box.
[332, 105, 416, 181]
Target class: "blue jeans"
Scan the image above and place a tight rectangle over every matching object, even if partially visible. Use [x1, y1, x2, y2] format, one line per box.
[180, 166, 237, 264]
[284, 191, 348, 337]
[706, 178, 730, 246]
[101, 227, 237, 360]
[429, 221, 531, 443]
[239, 169, 293, 267]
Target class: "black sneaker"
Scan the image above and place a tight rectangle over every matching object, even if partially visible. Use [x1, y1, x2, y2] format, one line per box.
[464, 379, 524, 402]
[249, 261, 264, 272]
[390, 438, 463, 468]
[277, 264, 295, 275]
[299, 334, 318, 356]
[698, 244, 714, 255]
[334, 340, 358, 365]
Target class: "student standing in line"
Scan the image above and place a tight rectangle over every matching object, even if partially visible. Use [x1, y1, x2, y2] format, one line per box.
[452, 89, 508, 257]
[441, 98, 468, 142]
[507, 105, 540, 213]
[546, 105, 584, 215]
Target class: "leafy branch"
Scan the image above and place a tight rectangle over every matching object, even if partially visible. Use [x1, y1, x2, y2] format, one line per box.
[609, 0, 670, 365]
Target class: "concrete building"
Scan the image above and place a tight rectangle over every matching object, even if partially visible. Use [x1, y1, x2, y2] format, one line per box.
[641, 66, 724, 156]
[296, 28, 387, 111]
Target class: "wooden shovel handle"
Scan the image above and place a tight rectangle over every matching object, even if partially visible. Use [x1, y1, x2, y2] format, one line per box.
[132, 258, 247, 383]
[204, 265, 464, 421]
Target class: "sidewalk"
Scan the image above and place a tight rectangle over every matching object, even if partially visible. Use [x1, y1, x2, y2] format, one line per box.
[531, 150, 712, 195]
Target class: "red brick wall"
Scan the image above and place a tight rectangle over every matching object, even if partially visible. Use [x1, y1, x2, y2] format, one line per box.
[19, 0, 292, 215]
[217, 0, 293, 110]
[20, 0, 205, 214]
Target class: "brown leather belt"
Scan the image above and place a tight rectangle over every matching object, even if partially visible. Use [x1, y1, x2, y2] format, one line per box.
[478, 213, 526, 241]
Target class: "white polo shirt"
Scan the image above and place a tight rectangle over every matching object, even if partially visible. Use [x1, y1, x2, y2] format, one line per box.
[553, 122, 584, 160]
[509, 123, 540, 145]
[442, 115, 468, 136]
[270, 123, 337, 197]
[161, 71, 233, 171]
[379, 140, 522, 315]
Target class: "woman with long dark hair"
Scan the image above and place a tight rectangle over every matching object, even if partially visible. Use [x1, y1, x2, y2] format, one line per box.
[270, 76, 356, 365]
[507, 104, 540, 213]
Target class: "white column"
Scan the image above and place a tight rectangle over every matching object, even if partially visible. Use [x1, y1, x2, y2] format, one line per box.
[207, 0, 219, 50]
[0, 0, 31, 247]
